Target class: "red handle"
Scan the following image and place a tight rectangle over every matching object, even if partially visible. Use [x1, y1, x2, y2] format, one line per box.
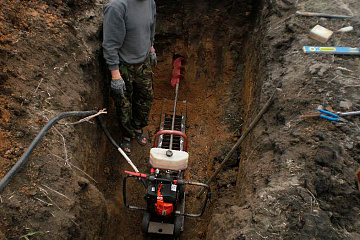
[124, 171, 147, 178]
[153, 130, 188, 151]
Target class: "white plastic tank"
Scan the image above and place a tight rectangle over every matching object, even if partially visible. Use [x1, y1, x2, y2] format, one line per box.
[150, 148, 188, 171]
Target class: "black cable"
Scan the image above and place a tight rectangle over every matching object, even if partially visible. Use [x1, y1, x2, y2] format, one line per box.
[97, 116, 147, 186]
[96, 115, 121, 149]
[0, 110, 97, 192]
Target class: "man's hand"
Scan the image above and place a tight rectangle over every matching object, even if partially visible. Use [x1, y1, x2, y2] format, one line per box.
[150, 48, 157, 67]
[111, 77, 126, 97]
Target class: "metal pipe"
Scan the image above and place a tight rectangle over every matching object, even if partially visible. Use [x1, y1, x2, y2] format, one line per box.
[0, 110, 98, 193]
[296, 11, 354, 19]
[337, 111, 360, 116]
[169, 82, 179, 151]
[152, 130, 188, 151]
[123, 175, 147, 210]
[176, 181, 210, 218]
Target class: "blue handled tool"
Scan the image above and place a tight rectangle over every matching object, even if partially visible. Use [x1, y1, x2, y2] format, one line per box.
[302, 109, 355, 123]
[319, 109, 341, 122]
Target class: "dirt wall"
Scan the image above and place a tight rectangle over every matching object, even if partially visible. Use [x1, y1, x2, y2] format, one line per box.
[0, 1, 109, 239]
[207, 0, 360, 239]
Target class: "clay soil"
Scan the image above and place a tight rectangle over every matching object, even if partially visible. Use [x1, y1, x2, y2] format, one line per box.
[1, 0, 360, 240]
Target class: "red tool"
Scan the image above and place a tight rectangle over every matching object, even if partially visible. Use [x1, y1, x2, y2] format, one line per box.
[171, 57, 185, 88]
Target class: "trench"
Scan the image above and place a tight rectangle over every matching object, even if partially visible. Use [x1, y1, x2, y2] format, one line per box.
[83, 0, 264, 239]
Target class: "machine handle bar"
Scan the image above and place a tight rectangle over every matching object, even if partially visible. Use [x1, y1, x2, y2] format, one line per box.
[153, 130, 188, 151]
[124, 171, 184, 184]
[124, 171, 147, 178]
[181, 181, 211, 218]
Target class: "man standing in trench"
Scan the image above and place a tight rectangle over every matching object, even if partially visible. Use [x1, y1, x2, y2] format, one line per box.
[102, 0, 157, 155]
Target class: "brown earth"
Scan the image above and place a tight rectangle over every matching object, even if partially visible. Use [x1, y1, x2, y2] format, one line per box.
[1, 0, 360, 240]
[208, 0, 360, 239]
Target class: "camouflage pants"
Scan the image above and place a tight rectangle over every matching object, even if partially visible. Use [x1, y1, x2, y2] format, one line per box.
[112, 57, 154, 138]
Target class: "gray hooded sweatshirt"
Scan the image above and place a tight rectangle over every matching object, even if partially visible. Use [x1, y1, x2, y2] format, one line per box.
[103, 0, 156, 70]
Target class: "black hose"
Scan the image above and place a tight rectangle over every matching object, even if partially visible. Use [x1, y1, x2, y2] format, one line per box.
[96, 116, 121, 149]
[97, 116, 147, 186]
[0, 110, 97, 193]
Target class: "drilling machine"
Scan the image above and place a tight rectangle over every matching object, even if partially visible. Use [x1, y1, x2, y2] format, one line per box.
[123, 57, 211, 238]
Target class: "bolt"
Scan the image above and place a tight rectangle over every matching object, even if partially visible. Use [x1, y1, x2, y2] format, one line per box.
[166, 150, 173, 157]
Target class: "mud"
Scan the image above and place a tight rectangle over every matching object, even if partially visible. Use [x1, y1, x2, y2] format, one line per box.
[1, 0, 360, 240]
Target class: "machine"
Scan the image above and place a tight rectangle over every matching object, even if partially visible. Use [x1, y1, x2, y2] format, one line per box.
[123, 57, 211, 238]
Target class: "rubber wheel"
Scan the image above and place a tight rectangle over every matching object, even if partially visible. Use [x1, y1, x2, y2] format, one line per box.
[173, 216, 182, 238]
[142, 213, 151, 233]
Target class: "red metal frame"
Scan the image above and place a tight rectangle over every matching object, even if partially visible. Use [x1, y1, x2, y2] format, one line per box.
[124, 171, 147, 178]
[153, 130, 188, 152]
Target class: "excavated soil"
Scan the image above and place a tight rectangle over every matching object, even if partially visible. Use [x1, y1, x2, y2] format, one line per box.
[1, 0, 360, 240]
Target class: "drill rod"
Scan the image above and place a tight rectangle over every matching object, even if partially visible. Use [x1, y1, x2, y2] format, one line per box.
[169, 82, 179, 150]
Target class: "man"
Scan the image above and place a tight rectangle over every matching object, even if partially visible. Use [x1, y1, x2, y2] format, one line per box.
[103, 0, 157, 155]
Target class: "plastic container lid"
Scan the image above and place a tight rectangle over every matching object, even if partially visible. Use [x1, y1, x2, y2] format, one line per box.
[150, 148, 188, 171]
